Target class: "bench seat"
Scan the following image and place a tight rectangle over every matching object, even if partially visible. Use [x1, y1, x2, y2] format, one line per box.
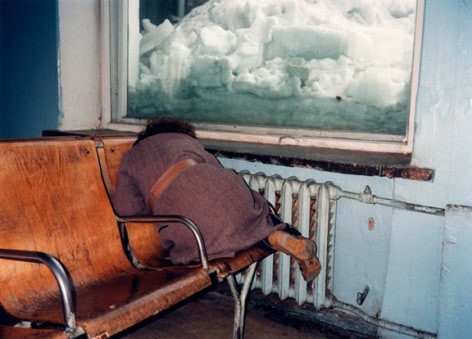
[0, 139, 213, 338]
[0, 136, 274, 338]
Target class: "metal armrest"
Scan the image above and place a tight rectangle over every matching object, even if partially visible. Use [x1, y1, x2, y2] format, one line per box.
[0, 249, 84, 337]
[116, 215, 210, 271]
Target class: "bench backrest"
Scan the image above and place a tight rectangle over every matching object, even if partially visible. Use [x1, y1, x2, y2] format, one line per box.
[95, 136, 135, 193]
[97, 137, 167, 266]
[0, 139, 136, 310]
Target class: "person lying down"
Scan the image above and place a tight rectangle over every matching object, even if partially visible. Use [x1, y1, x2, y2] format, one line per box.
[113, 117, 321, 281]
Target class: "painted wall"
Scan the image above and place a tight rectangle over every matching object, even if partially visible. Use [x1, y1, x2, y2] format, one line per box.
[3, 0, 470, 337]
[57, 0, 102, 130]
[0, 0, 60, 138]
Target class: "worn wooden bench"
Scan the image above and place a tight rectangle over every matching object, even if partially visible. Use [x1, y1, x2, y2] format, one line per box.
[0, 137, 272, 338]
[95, 136, 273, 338]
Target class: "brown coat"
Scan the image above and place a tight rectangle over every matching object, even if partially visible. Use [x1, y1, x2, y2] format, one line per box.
[113, 133, 281, 264]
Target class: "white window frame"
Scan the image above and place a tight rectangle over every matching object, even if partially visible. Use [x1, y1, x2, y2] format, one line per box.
[101, 0, 424, 156]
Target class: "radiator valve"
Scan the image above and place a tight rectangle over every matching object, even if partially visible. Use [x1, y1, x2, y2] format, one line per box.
[357, 186, 375, 203]
[357, 285, 370, 305]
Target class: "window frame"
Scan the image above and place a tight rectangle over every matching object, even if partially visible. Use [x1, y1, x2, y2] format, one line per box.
[102, 0, 425, 156]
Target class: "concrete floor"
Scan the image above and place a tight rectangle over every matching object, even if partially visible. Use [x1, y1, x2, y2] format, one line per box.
[117, 289, 373, 339]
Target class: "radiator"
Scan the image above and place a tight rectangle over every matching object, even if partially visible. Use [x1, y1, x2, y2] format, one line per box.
[239, 171, 336, 309]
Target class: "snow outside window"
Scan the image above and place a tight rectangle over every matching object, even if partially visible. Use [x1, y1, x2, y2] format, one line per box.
[108, 0, 424, 155]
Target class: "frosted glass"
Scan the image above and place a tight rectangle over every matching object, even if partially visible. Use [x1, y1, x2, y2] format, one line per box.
[127, 0, 419, 135]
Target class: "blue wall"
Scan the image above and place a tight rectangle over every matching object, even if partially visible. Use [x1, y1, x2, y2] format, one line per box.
[0, 0, 59, 138]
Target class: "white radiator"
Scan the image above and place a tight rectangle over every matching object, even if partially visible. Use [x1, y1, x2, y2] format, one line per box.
[240, 171, 336, 309]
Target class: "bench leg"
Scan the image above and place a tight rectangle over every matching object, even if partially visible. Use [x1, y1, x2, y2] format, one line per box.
[227, 261, 259, 339]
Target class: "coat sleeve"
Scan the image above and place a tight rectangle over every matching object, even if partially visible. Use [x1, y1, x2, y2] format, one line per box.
[113, 162, 150, 216]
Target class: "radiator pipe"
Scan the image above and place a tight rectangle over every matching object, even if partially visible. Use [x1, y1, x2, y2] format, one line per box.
[326, 183, 445, 216]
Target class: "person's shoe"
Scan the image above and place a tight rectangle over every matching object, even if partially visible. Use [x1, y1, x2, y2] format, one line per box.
[267, 230, 321, 281]
[298, 256, 322, 282]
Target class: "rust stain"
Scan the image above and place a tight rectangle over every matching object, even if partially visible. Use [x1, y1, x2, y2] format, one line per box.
[368, 217, 375, 231]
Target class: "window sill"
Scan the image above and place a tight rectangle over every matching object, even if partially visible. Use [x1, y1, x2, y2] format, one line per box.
[42, 129, 433, 181]
[202, 139, 433, 181]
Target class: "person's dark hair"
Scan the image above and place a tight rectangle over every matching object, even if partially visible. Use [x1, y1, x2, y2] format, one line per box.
[134, 117, 196, 146]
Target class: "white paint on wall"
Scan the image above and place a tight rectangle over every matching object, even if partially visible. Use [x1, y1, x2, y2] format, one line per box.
[58, 0, 102, 130]
[438, 205, 472, 338]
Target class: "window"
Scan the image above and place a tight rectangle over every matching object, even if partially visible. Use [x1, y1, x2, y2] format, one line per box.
[107, 0, 424, 155]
